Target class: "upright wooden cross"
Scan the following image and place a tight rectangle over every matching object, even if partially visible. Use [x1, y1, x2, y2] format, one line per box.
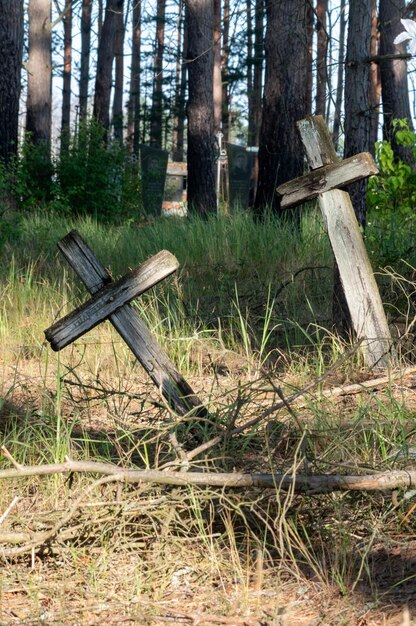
[44, 230, 207, 418]
[277, 115, 395, 371]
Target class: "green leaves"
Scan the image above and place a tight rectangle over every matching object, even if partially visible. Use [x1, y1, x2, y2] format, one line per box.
[366, 120, 416, 266]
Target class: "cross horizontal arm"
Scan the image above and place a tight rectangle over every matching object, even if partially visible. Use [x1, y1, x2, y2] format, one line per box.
[277, 152, 378, 209]
[45, 250, 179, 351]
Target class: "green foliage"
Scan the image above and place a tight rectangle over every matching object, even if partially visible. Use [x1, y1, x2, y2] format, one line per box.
[57, 120, 142, 221]
[367, 120, 416, 266]
[14, 137, 55, 210]
[3, 120, 142, 222]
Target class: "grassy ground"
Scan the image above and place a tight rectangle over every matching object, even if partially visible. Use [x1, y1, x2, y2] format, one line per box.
[0, 208, 416, 625]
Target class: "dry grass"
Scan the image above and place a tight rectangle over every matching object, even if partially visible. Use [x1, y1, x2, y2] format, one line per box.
[1, 213, 416, 624]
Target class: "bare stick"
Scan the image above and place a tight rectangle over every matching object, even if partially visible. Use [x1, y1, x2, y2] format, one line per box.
[0, 497, 21, 526]
[1, 446, 23, 470]
[0, 458, 415, 494]
[186, 341, 363, 462]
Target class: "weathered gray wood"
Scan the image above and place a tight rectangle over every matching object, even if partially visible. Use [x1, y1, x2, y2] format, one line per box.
[45, 250, 179, 351]
[297, 115, 339, 168]
[52, 231, 208, 418]
[278, 152, 378, 209]
[296, 116, 394, 370]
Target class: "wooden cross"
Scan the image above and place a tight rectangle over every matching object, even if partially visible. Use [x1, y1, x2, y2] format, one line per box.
[277, 115, 395, 371]
[44, 230, 207, 418]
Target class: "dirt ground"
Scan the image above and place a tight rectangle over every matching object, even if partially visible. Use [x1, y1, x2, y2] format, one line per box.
[1, 356, 416, 625]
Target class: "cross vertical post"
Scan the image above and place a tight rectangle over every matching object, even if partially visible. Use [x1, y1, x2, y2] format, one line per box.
[277, 115, 395, 371]
[45, 230, 208, 419]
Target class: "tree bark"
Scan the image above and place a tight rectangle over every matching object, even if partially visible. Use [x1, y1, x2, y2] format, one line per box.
[253, 0, 264, 146]
[254, 0, 308, 214]
[93, 0, 123, 132]
[26, 0, 52, 148]
[213, 0, 222, 134]
[149, 0, 166, 148]
[344, 0, 372, 228]
[61, 0, 72, 153]
[79, 0, 92, 123]
[306, 0, 314, 115]
[186, 0, 217, 216]
[247, 0, 254, 145]
[316, 0, 328, 117]
[221, 0, 230, 143]
[368, 0, 381, 155]
[379, 0, 414, 165]
[332, 0, 346, 149]
[0, 0, 23, 166]
[112, 0, 124, 144]
[127, 0, 141, 154]
[172, 0, 187, 161]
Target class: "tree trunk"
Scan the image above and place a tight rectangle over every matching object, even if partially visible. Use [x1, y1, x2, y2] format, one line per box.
[221, 0, 230, 143]
[247, 0, 254, 145]
[172, 0, 187, 161]
[98, 0, 103, 42]
[379, 0, 414, 164]
[213, 0, 222, 134]
[0, 0, 23, 166]
[186, 0, 217, 216]
[316, 0, 328, 116]
[369, 0, 381, 155]
[127, 0, 141, 154]
[332, 0, 346, 149]
[93, 0, 123, 132]
[149, 0, 166, 148]
[253, 0, 264, 146]
[79, 0, 92, 123]
[61, 0, 72, 153]
[26, 0, 52, 148]
[306, 0, 313, 115]
[344, 0, 372, 228]
[254, 0, 308, 214]
[112, 0, 124, 144]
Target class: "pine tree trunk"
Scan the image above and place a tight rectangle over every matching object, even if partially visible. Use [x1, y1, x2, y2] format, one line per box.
[316, 0, 328, 116]
[186, 0, 217, 216]
[247, 0, 255, 145]
[344, 0, 372, 228]
[112, 0, 124, 144]
[254, 0, 308, 214]
[369, 0, 381, 155]
[93, 0, 122, 132]
[26, 0, 52, 148]
[306, 0, 313, 115]
[253, 0, 263, 146]
[172, 0, 187, 161]
[332, 0, 346, 149]
[149, 0, 166, 148]
[213, 0, 222, 134]
[221, 0, 230, 142]
[79, 0, 92, 122]
[379, 0, 414, 164]
[61, 0, 72, 153]
[127, 0, 141, 154]
[0, 0, 23, 166]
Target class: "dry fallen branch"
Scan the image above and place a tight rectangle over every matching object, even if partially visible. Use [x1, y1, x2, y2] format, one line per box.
[314, 365, 416, 400]
[0, 457, 415, 494]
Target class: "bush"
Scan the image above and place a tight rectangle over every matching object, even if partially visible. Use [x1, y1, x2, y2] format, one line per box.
[6, 120, 142, 223]
[366, 120, 416, 266]
[57, 120, 142, 221]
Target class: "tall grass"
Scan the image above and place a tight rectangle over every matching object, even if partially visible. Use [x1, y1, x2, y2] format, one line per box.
[0, 209, 416, 623]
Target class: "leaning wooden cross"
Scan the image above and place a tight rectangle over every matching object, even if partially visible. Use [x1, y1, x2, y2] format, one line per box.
[44, 230, 207, 418]
[277, 115, 394, 371]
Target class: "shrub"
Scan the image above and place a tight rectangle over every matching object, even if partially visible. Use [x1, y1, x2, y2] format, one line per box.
[366, 120, 416, 266]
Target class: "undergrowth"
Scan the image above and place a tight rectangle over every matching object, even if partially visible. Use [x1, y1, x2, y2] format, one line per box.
[0, 210, 415, 624]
